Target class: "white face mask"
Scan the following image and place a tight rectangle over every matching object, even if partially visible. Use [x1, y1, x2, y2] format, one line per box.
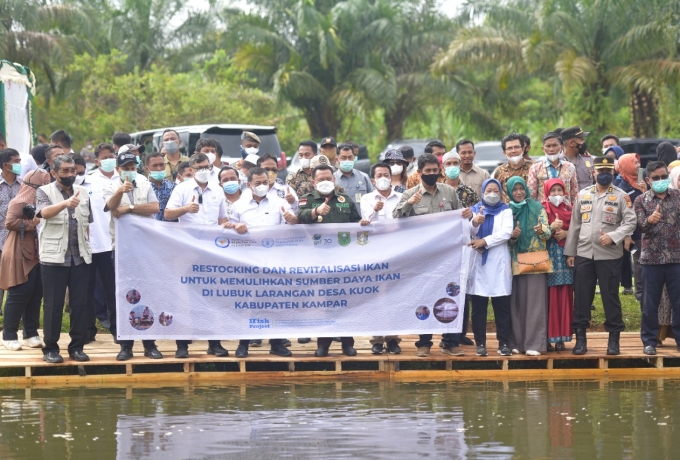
[508, 156, 523, 166]
[206, 153, 216, 165]
[74, 174, 86, 186]
[245, 147, 259, 156]
[484, 192, 501, 206]
[299, 157, 311, 169]
[252, 184, 269, 197]
[546, 153, 560, 163]
[194, 169, 210, 184]
[390, 164, 403, 176]
[548, 195, 565, 207]
[375, 177, 391, 191]
[316, 180, 335, 195]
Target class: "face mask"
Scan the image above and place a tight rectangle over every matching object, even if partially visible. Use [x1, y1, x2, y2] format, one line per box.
[100, 158, 116, 173]
[164, 141, 179, 155]
[421, 173, 439, 186]
[120, 171, 137, 183]
[252, 184, 269, 197]
[577, 141, 588, 155]
[390, 164, 403, 176]
[508, 156, 523, 166]
[339, 160, 354, 173]
[136, 156, 141, 166]
[194, 169, 210, 184]
[651, 178, 671, 193]
[300, 158, 311, 169]
[596, 172, 613, 186]
[74, 174, 86, 186]
[223, 181, 240, 194]
[206, 153, 216, 165]
[266, 170, 277, 183]
[602, 148, 609, 155]
[548, 195, 565, 207]
[483, 192, 501, 206]
[59, 176, 75, 187]
[245, 147, 259, 156]
[375, 177, 391, 191]
[546, 154, 560, 163]
[445, 166, 460, 179]
[10, 163, 22, 175]
[406, 162, 416, 173]
[149, 171, 166, 181]
[316, 180, 335, 195]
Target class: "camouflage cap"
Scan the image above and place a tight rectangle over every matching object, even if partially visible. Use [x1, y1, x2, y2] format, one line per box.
[310, 154, 331, 168]
[241, 131, 261, 144]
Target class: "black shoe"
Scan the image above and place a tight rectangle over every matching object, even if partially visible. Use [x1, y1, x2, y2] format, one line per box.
[371, 343, 384, 354]
[644, 345, 657, 355]
[572, 328, 588, 355]
[116, 347, 133, 361]
[270, 344, 292, 357]
[606, 332, 620, 355]
[249, 340, 262, 347]
[332, 337, 342, 342]
[235, 343, 248, 358]
[42, 351, 63, 364]
[144, 347, 163, 359]
[547, 343, 555, 352]
[207, 343, 229, 357]
[460, 336, 474, 346]
[498, 345, 511, 356]
[476, 344, 488, 356]
[175, 346, 189, 359]
[282, 339, 292, 347]
[386, 339, 402, 354]
[342, 346, 357, 356]
[297, 338, 311, 344]
[622, 288, 634, 295]
[555, 342, 565, 352]
[69, 350, 90, 362]
[438, 341, 444, 348]
[314, 347, 329, 357]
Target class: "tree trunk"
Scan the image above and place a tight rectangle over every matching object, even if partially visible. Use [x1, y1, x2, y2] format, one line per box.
[630, 87, 658, 138]
[384, 108, 408, 141]
[302, 100, 341, 138]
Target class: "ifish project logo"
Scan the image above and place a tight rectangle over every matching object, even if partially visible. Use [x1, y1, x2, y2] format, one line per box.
[261, 238, 275, 248]
[215, 237, 230, 248]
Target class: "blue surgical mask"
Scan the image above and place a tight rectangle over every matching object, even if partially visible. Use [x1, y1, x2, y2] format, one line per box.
[339, 160, 354, 173]
[222, 181, 240, 194]
[120, 171, 137, 183]
[445, 166, 460, 179]
[596, 172, 613, 186]
[11, 163, 22, 175]
[149, 171, 166, 181]
[136, 156, 141, 166]
[100, 158, 116, 173]
[652, 178, 671, 193]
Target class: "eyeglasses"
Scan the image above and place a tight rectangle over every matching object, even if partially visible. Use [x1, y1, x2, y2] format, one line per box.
[505, 146, 523, 152]
[195, 166, 210, 172]
[650, 174, 670, 181]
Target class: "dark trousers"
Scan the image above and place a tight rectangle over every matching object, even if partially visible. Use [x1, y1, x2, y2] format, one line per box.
[621, 250, 633, 289]
[86, 252, 117, 341]
[470, 294, 511, 348]
[41, 262, 89, 354]
[632, 239, 643, 301]
[239, 339, 284, 347]
[94, 275, 109, 322]
[318, 337, 354, 348]
[176, 340, 222, 349]
[572, 256, 624, 332]
[461, 295, 470, 338]
[2, 265, 43, 341]
[641, 264, 680, 347]
[415, 333, 459, 348]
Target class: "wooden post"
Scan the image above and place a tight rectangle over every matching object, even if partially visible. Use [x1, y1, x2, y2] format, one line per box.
[126, 364, 132, 376]
[445, 360, 453, 371]
[239, 361, 246, 373]
[335, 360, 342, 373]
[288, 361, 295, 372]
[24, 366, 31, 378]
[547, 359, 554, 370]
[183, 362, 194, 373]
[655, 358, 664, 369]
[598, 359, 608, 369]
[501, 360, 509, 371]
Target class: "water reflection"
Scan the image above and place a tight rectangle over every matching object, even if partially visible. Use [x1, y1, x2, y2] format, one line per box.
[0, 379, 679, 459]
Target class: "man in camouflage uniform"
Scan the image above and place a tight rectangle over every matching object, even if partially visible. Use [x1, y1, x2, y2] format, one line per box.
[286, 140, 318, 197]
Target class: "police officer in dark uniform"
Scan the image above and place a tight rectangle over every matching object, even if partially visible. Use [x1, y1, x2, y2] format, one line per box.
[564, 156, 636, 356]
[298, 164, 365, 357]
[560, 126, 595, 191]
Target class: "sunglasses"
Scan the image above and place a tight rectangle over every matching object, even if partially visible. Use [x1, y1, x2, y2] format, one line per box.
[650, 174, 670, 181]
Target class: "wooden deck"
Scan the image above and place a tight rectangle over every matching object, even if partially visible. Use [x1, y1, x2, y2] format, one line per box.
[2, 332, 680, 386]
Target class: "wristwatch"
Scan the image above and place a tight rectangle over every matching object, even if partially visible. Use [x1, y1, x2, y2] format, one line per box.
[129, 205, 135, 213]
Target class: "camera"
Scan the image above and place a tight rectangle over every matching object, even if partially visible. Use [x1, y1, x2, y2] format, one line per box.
[22, 204, 36, 220]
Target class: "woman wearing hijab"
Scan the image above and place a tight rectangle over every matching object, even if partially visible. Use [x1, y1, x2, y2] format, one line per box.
[0, 169, 51, 350]
[467, 179, 514, 357]
[542, 178, 574, 351]
[656, 141, 678, 167]
[506, 176, 552, 355]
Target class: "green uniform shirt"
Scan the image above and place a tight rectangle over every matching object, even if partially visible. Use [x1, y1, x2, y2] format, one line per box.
[298, 191, 362, 224]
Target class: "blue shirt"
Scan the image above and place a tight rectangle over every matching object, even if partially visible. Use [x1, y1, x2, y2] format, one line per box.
[150, 179, 177, 222]
[333, 169, 374, 204]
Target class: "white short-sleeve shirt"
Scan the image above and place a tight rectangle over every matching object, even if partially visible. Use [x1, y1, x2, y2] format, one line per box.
[360, 189, 402, 221]
[166, 179, 227, 225]
[230, 194, 292, 227]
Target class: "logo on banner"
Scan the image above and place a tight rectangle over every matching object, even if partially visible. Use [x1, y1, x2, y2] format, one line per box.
[262, 238, 275, 248]
[338, 232, 351, 247]
[356, 231, 369, 245]
[215, 237, 230, 248]
[312, 234, 322, 245]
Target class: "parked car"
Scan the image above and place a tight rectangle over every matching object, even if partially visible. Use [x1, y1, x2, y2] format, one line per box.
[129, 124, 289, 180]
[287, 143, 371, 176]
[618, 138, 680, 168]
[471, 141, 506, 174]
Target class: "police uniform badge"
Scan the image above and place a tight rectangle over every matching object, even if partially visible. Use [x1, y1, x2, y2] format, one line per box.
[582, 213, 590, 222]
[337, 196, 346, 203]
[604, 214, 615, 224]
[338, 232, 351, 247]
[585, 161, 591, 167]
[624, 195, 632, 208]
[608, 195, 617, 201]
[356, 231, 369, 246]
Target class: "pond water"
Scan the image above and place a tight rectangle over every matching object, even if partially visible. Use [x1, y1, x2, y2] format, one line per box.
[1, 379, 679, 459]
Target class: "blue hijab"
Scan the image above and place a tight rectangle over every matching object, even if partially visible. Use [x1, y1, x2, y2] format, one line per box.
[470, 178, 509, 265]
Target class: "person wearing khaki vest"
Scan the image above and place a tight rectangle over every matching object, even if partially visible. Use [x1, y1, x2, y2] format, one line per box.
[35, 155, 93, 364]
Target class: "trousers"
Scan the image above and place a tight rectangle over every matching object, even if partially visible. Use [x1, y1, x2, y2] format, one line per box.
[2, 265, 43, 341]
[640, 264, 680, 347]
[470, 294, 511, 348]
[572, 256, 624, 332]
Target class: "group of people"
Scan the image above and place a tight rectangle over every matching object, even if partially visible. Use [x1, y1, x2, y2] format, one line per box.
[0, 125, 679, 364]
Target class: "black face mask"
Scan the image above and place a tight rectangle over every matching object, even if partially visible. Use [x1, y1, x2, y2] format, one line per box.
[59, 176, 75, 187]
[421, 173, 439, 186]
[577, 141, 588, 155]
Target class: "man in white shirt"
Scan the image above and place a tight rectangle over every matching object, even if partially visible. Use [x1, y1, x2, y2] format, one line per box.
[165, 153, 230, 358]
[257, 153, 299, 213]
[194, 138, 222, 184]
[226, 166, 298, 358]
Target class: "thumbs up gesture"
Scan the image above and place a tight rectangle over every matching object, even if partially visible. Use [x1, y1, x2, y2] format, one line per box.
[374, 195, 384, 212]
[120, 175, 134, 194]
[186, 195, 200, 213]
[285, 186, 295, 204]
[511, 221, 522, 239]
[472, 206, 486, 227]
[551, 216, 563, 230]
[281, 205, 297, 224]
[533, 217, 544, 235]
[66, 191, 81, 210]
[317, 197, 331, 216]
[648, 204, 662, 225]
[408, 188, 423, 205]
[599, 229, 614, 246]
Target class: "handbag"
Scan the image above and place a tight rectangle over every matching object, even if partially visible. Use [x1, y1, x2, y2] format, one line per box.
[516, 250, 551, 274]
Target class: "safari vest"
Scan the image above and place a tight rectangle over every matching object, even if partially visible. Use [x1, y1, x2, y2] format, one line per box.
[39, 182, 92, 264]
[108, 180, 153, 250]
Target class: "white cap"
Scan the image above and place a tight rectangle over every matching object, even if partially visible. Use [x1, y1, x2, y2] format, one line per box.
[244, 154, 260, 165]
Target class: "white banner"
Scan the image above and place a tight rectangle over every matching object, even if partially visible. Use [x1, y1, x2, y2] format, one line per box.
[115, 212, 469, 340]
